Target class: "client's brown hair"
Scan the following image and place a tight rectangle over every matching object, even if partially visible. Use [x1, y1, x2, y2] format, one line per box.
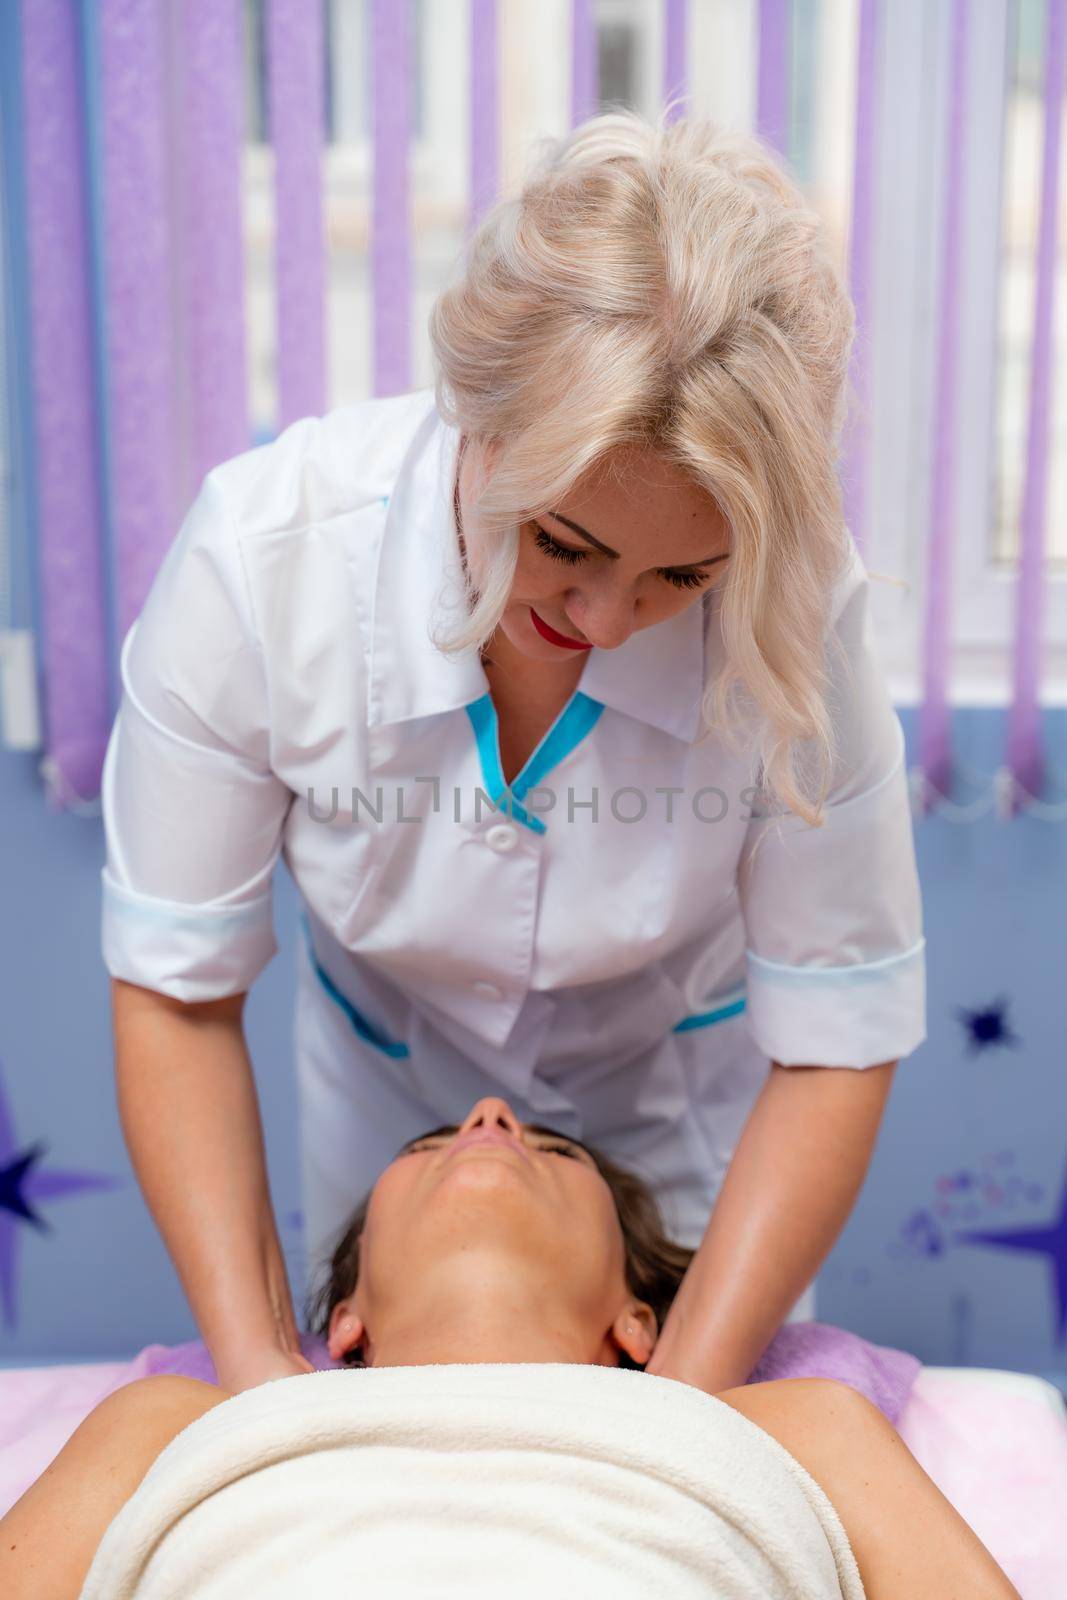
[304, 1127, 696, 1370]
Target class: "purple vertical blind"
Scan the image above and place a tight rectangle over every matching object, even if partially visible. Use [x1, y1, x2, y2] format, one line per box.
[757, 0, 791, 156]
[469, 1, 500, 234]
[178, 1, 248, 489]
[1005, 0, 1065, 811]
[19, 0, 110, 807]
[917, 0, 970, 811]
[371, 0, 411, 398]
[98, 0, 177, 648]
[7, 1, 1065, 813]
[840, 0, 880, 565]
[663, 0, 688, 116]
[571, 0, 597, 129]
[267, 0, 327, 428]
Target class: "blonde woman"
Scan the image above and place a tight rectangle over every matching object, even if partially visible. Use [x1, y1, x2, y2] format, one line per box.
[2, 1100, 1017, 1598]
[102, 107, 925, 1401]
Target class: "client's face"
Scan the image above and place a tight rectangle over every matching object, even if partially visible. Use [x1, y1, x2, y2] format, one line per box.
[327, 1096, 657, 1371]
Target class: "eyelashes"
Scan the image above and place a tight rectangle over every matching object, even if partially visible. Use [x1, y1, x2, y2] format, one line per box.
[532, 524, 584, 566]
[531, 523, 711, 590]
[661, 568, 708, 590]
[404, 1134, 584, 1161]
[537, 1140, 582, 1159]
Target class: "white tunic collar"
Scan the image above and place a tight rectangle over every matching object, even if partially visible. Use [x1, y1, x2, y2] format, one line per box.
[367, 395, 709, 744]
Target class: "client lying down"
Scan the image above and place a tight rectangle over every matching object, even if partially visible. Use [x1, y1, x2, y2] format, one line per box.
[1, 1096, 1020, 1599]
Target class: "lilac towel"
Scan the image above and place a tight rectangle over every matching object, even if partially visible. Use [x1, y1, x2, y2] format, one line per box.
[746, 1321, 922, 1425]
[140, 1320, 922, 1427]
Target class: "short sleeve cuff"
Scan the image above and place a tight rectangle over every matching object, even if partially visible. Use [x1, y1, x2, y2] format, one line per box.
[743, 937, 927, 1068]
[101, 867, 277, 1003]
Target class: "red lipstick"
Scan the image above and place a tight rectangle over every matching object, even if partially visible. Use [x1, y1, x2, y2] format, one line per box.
[529, 607, 592, 650]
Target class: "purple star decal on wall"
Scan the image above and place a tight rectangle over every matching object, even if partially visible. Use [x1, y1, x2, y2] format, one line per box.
[955, 995, 1020, 1054]
[953, 1153, 1067, 1343]
[0, 1059, 122, 1330]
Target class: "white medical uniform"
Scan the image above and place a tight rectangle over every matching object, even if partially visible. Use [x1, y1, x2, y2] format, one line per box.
[100, 388, 926, 1322]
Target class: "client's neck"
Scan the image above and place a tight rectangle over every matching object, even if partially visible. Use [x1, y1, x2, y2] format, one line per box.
[358, 1267, 614, 1370]
[364, 1313, 600, 1369]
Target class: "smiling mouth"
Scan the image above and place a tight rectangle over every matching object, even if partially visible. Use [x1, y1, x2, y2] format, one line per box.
[529, 607, 592, 650]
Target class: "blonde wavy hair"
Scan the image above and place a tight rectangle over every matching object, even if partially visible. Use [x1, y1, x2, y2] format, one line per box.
[427, 102, 857, 827]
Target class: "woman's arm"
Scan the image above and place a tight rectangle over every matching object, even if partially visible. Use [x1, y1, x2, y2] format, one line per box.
[112, 978, 313, 1392]
[718, 1377, 1023, 1599]
[646, 1058, 896, 1393]
[0, 1375, 228, 1600]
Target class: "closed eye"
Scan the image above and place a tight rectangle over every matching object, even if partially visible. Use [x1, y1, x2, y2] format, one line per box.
[400, 1129, 590, 1164]
[531, 522, 716, 590]
[532, 524, 585, 566]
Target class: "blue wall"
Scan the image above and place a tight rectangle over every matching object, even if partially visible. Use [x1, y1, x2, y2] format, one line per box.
[818, 708, 1067, 1392]
[0, 738, 305, 1361]
[1, 706, 1066, 1392]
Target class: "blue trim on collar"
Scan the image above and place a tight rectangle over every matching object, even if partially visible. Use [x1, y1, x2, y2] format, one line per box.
[465, 689, 605, 834]
[466, 692, 508, 802]
[512, 692, 605, 802]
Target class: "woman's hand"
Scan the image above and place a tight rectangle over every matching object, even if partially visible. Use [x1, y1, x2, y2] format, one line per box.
[216, 1346, 317, 1395]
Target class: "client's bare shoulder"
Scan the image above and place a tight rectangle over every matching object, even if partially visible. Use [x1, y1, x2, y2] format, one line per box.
[0, 1375, 229, 1600]
[716, 1378, 1021, 1599]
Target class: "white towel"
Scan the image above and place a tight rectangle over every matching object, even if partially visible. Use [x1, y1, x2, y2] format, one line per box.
[80, 1363, 866, 1599]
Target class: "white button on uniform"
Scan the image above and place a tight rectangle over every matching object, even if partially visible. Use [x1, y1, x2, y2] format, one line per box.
[485, 823, 519, 853]
[472, 979, 503, 1001]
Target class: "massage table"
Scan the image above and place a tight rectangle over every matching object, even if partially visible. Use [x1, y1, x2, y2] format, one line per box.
[0, 1355, 1063, 1596]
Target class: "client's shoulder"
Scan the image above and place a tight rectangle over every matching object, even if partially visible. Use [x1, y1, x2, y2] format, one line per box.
[75, 1374, 232, 1461]
[101, 1372, 232, 1417]
[715, 1376, 880, 1446]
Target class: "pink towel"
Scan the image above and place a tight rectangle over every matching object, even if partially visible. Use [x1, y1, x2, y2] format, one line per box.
[895, 1369, 1067, 1600]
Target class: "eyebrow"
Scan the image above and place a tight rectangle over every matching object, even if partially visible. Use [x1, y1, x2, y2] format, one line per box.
[546, 510, 730, 570]
[396, 1122, 596, 1162]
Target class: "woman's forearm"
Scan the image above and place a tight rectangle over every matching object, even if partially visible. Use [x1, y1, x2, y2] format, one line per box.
[111, 979, 300, 1382]
[646, 1059, 898, 1392]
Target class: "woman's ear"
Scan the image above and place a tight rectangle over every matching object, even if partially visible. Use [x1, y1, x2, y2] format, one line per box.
[327, 1302, 366, 1362]
[613, 1302, 658, 1367]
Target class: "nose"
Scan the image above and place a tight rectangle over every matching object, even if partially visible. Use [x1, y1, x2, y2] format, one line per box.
[457, 1097, 524, 1143]
[563, 584, 637, 651]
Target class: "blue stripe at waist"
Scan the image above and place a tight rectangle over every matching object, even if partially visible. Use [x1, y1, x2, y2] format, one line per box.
[300, 915, 410, 1058]
[672, 995, 747, 1032]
